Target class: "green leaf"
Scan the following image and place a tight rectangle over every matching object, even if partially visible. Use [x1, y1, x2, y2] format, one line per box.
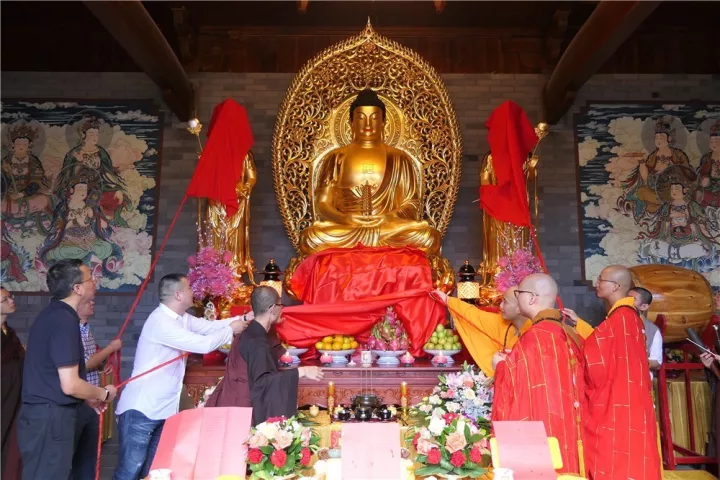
[468, 434, 482, 444]
[415, 465, 449, 476]
[416, 454, 428, 463]
[259, 446, 273, 455]
[439, 458, 454, 470]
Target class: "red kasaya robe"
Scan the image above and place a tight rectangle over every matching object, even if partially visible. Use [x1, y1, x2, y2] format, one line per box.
[583, 297, 661, 480]
[492, 309, 586, 476]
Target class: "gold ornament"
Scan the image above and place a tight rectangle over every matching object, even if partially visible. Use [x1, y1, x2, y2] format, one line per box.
[272, 20, 462, 253]
[272, 21, 461, 295]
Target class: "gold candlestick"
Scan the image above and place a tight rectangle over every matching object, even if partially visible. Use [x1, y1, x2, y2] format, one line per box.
[400, 381, 408, 422]
[328, 382, 335, 422]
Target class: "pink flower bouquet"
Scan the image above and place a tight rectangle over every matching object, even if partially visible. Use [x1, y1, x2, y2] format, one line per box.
[245, 416, 319, 479]
[186, 246, 241, 301]
[494, 246, 543, 293]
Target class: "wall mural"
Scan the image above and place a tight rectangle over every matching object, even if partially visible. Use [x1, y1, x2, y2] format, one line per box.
[0, 100, 163, 293]
[575, 102, 720, 289]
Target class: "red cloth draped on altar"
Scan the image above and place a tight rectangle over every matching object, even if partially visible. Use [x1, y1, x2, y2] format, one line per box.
[276, 245, 445, 357]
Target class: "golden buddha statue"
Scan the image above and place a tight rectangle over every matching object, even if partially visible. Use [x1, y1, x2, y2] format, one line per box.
[300, 89, 441, 256]
[205, 151, 258, 283]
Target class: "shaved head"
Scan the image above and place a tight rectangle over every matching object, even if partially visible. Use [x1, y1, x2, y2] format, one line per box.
[516, 273, 558, 319]
[500, 286, 523, 323]
[596, 265, 632, 305]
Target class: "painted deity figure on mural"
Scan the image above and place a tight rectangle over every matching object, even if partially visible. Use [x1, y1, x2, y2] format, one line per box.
[0, 122, 52, 231]
[54, 116, 130, 227]
[39, 176, 123, 279]
[622, 117, 693, 222]
[697, 119, 720, 209]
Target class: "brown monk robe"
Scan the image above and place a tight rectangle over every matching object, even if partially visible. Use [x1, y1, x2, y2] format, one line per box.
[205, 328, 285, 408]
[2, 323, 24, 480]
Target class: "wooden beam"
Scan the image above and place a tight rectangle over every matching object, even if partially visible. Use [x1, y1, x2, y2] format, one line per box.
[83, 1, 194, 121]
[542, 0, 660, 124]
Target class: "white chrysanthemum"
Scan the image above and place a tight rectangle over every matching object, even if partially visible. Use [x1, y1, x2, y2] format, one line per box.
[428, 416, 445, 436]
[463, 388, 476, 400]
[446, 402, 460, 413]
[258, 422, 279, 441]
[428, 394, 441, 405]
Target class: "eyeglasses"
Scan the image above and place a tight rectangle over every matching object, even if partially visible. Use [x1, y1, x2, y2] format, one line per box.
[274, 303, 284, 307]
[79, 275, 101, 286]
[513, 290, 537, 298]
[0, 294, 15, 303]
[596, 277, 618, 286]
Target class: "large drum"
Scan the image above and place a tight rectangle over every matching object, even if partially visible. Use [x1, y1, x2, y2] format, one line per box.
[630, 264, 714, 343]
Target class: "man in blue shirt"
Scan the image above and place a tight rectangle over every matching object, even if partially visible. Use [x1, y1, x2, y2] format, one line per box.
[18, 259, 117, 480]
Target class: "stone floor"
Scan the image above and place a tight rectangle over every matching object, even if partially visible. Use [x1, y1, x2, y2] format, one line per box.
[99, 436, 119, 480]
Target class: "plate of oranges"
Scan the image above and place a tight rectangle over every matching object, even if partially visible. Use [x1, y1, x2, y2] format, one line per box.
[315, 334, 359, 352]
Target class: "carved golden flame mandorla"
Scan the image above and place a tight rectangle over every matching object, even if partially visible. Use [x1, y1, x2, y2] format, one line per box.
[271, 21, 462, 295]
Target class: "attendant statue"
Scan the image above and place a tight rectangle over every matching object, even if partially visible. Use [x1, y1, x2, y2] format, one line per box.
[205, 152, 257, 282]
[300, 89, 441, 256]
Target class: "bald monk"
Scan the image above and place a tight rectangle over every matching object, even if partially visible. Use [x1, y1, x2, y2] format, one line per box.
[575, 265, 661, 480]
[433, 286, 593, 377]
[490, 274, 587, 475]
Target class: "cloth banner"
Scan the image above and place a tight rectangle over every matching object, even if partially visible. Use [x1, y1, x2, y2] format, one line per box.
[150, 407, 252, 480]
[277, 245, 446, 357]
[480, 100, 538, 226]
[186, 99, 254, 218]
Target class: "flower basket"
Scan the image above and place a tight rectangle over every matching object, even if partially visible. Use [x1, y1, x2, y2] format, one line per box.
[246, 416, 319, 480]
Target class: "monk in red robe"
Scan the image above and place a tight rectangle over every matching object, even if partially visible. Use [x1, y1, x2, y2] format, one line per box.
[492, 274, 586, 476]
[581, 265, 661, 480]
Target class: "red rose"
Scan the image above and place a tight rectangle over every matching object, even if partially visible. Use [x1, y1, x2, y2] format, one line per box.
[450, 451, 466, 468]
[427, 448, 442, 465]
[469, 446, 482, 463]
[270, 449, 288, 468]
[300, 447, 312, 466]
[412, 432, 421, 447]
[247, 448, 264, 464]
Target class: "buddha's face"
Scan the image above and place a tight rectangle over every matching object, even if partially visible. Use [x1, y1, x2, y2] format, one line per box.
[655, 133, 669, 149]
[710, 136, 719, 153]
[12, 138, 30, 157]
[351, 106, 384, 142]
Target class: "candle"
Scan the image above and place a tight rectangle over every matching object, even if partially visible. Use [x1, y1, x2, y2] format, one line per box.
[401, 352, 414, 365]
[400, 381, 407, 396]
[328, 381, 335, 396]
[280, 353, 292, 364]
[320, 353, 333, 364]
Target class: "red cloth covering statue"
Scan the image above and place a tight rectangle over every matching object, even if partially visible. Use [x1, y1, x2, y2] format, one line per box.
[277, 245, 445, 357]
[491, 274, 586, 476]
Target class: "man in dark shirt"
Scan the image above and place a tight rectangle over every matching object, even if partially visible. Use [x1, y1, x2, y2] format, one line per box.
[239, 286, 324, 426]
[18, 259, 117, 480]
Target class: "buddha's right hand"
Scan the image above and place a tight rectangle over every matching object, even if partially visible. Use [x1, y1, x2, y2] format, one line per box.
[351, 214, 384, 227]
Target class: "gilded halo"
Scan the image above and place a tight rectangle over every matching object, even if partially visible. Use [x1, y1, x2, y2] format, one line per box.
[272, 21, 463, 253]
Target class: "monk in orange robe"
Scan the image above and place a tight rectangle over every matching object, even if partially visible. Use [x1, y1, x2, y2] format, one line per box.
[580, 265, 661, 480]
[433, 287, 593, 377]
[491, 274, 587, 476]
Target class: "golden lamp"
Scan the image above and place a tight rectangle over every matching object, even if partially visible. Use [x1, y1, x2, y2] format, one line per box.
[456, 260, 480, 304]
[258, 259, 283, 297]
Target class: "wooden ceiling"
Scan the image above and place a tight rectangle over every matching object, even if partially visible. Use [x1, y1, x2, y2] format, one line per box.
[2, 1, 719, 75]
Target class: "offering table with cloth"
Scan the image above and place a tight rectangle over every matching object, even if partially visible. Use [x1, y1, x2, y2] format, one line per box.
[183, 356, 459, 407]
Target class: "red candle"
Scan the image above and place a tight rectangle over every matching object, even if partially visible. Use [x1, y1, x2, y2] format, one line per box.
[400, 352, 415, 365]
[320, 353, 333, 364]
[280, 353, 293, 364]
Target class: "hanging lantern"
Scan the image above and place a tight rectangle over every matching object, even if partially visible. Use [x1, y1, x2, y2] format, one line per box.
[456, 260, 480, 304]
[259, 259, 283, 297]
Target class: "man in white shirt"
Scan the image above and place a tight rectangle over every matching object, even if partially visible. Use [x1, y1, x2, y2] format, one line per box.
[113, 273, 248, 480]
[629, 287, 663, 379]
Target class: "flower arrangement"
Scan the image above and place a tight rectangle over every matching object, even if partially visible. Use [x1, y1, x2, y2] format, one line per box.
[245, 416, 320, 479]
[494, 247, 543, 293]
[411, 416, 490, 479]
[366, 306, 409, 351]
[411, 362, 493, 427]
[186, 246, 241, 301]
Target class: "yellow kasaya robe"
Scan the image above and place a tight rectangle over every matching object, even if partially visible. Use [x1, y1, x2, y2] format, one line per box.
[447, 296, 594, 377]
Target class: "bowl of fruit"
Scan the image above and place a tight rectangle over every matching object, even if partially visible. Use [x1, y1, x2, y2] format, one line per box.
[316, 334, 359, 365]
[218, 343, 232, 355]
[423, 324, 462, 363]
[368, 306, 409, 366]
[282, 343, 308, 365]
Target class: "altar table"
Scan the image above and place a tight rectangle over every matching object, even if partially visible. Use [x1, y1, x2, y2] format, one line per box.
[183, 356, 460, 407]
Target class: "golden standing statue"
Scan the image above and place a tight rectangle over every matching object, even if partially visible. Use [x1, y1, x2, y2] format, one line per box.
[300, 89, 441, 256]
[477, 123, 548, 305]
[205, 152, 258, 282]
